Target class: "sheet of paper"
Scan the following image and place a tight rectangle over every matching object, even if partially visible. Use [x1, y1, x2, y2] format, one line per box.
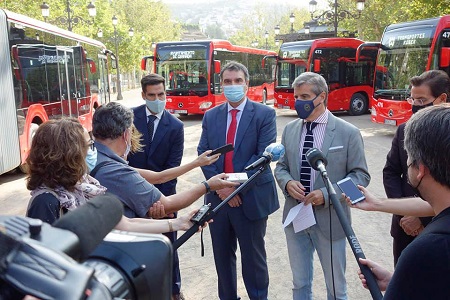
[283, 202, 316, 233]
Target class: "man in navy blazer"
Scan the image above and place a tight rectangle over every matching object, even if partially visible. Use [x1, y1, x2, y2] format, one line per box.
[127, 73, 184, 300]
[198, 61, 279, 300]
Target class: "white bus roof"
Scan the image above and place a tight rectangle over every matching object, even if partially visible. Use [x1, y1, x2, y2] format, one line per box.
[3, 9, 106, 49]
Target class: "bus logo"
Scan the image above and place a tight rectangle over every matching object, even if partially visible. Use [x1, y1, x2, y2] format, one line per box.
[388, 109, 394, 117]
[388, 37, 395, 48]
[178, 103, 183, 108]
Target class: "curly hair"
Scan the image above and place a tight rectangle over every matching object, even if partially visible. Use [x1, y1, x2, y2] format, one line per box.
[26, 118, 87, 191]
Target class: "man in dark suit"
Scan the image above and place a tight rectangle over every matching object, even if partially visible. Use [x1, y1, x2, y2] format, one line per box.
[383, 70, 449, 266]
[198, 61, 279, 300]
[127, 73, 184, 300]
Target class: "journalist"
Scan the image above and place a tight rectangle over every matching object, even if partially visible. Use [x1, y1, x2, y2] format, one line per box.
[92, 102, 238, 219]
[26, 118, 206, 233]
[355, 104, 450, 299]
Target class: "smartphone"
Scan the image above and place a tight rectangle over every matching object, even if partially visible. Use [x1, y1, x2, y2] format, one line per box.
[337, 177, 365, 204]
[209, 143, 234, 156]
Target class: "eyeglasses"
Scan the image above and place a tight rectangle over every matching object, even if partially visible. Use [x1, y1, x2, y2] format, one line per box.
[406, 96, 436, 106]
[87, 139, 95, 151]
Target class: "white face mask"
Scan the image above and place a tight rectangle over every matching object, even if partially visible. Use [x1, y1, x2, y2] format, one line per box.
[123, 140, 131, 158]
[145, 98, 166, 114]
[85, 147, 97, 172]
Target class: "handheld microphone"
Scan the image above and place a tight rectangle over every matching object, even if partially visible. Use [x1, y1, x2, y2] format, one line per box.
[244, 143, 285, 171]
[53, 193, 124, 260]
[305, 148, 328, 173]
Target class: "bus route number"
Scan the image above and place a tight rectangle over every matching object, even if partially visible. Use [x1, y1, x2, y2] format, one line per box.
[315, 50, 322, 54]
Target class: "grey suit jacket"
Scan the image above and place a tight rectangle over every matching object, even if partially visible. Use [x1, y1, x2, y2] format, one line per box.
[275, 111, 370, 240]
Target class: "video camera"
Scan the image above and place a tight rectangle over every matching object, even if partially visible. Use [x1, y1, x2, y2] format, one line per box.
[0, 194, 172, 300]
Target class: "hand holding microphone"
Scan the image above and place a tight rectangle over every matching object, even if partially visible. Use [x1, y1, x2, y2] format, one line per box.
[245, 143, 285, 171]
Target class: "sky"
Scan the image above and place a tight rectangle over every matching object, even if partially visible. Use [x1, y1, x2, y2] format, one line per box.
[160, 0, 309, 7]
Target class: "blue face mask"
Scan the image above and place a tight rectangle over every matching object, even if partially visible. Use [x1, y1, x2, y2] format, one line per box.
[86, 147, 97, 172]
[294, 94, 321, 119]
[145, 98, 166, 114]
[223, 85, 246, 103]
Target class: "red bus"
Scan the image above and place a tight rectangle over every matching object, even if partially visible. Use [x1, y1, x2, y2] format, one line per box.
[0, 10, 112, 174]
[275, 38, 377, 115]
[357, 16, 450, 126]
[141, 40, 277, 115]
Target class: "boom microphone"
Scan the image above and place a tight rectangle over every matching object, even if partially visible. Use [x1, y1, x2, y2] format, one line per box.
[305, 148, 383, 299]
[244, 143, 285, 171]
[53, 193, 123, 260]
[305, 147, 328, 173]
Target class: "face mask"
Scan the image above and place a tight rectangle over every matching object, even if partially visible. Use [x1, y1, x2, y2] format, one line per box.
[411, 101, 434, 114]
[85, 147, 97, 172]
[145, 98, 166, 114]
[223, 85, 245, 103]
[408, 173, 424, 199]
[124, 140, 131, 158]
[295, 97, 320, 120]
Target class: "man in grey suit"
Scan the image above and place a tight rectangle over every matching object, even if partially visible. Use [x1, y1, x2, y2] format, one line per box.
[274, 72, 370, 300]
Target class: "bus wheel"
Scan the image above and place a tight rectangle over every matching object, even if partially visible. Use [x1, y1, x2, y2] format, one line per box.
[349, 93, 367, 116]
[261, 89, 267, 105]
[19, 123, 39, 174]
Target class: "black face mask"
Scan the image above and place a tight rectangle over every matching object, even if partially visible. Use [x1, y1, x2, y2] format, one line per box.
[408, 174, 424, 199]
[411, 101, 434, 114]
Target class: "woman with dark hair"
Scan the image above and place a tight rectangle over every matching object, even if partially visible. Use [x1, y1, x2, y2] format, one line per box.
[26, 118, 205, 233]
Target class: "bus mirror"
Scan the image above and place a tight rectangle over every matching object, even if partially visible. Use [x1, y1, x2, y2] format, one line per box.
[440, 48, 450, 68]
[141, 55, 155, 71]
[313, 59, 321, 72]
[214, 60, 221, 74]
[141, 57, 147, 71]
[87, 59, 96, 74]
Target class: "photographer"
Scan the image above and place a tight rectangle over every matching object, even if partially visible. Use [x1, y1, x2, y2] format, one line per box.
[26, 118, 207, 233]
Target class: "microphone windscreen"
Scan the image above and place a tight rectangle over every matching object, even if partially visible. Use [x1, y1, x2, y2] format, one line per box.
[53, 193, 123, 260]
[305, 148, 327, 171]
[265, 143, 285, 161]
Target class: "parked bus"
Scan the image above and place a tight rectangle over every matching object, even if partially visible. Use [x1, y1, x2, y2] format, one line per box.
[357, 15, 450, 126]
[141, 40, 277, 115]
[0, 10, 112, 175]
[275, 38, 378, 115]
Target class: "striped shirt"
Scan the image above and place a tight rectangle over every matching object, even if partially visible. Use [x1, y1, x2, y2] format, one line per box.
[299, 110, 329, 190]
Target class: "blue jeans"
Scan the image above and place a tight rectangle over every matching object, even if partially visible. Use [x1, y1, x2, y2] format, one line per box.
[285, 224, 347, 300]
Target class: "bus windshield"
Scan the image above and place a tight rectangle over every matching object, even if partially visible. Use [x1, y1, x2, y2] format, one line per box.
[374, 26, 435, 100]
[277, 45, 311, 88]
[155, 46, 209, 96]
[375, 48, 430, 100]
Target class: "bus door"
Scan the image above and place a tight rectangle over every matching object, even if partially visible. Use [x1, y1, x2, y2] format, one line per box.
[98, 53, 109, 104]
[56, 47, 76, 116]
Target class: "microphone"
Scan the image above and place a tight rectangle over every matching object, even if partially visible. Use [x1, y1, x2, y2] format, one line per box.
[245, 143, 285, 171]
[53, 193, 123, 260]
[305, 148, 328, 173]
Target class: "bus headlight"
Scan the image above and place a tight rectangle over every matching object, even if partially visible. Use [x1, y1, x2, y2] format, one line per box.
[371, 106, 377, 116]
[199, 102, 212, 109]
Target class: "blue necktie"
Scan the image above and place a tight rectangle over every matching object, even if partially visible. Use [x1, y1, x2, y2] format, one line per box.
[300, 122, 318, 195]
[147, 115, 157, 144]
